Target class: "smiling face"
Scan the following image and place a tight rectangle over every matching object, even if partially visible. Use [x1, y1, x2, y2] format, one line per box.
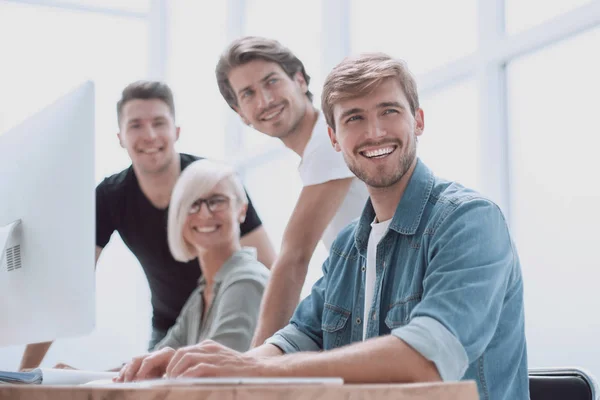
[117, 98, 180, 175]
[328, 78, 424, 189]
[182, 179, 247, 253]
[227, 59, 310, 139]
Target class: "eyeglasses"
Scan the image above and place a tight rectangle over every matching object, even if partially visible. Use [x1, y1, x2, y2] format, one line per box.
[188, 195, 231, 215]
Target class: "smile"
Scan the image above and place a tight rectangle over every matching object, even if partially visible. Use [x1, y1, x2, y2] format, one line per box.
[360, 145, 397, 159]
[138, 147, 163, 154]
[193, 226, 218, 233]
[261, 106, 284, 121]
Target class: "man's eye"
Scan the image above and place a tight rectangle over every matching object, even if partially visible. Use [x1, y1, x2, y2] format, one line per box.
[383, 109, 399, 115]
[130, 124, 141, 129]
[268, 78, 278, 85]
[346, 115, 362, 123]
[242, 91, 253, 99]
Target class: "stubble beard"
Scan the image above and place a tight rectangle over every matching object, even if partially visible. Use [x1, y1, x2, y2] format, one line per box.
[345, 135, 417, 189]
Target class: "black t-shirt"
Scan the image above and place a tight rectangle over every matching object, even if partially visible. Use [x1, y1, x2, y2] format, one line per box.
[96, 153, 263, 331]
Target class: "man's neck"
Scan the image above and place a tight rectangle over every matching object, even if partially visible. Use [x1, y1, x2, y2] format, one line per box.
[197, 242, 241, 288]
[280, 105, 319, 157]
[367, 159, 418, 222]
[134, 152, 181, 209]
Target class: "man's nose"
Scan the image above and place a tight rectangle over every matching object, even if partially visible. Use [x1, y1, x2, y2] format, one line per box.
[366, 117, 386, 138]
[257, 88, 274, 109]
[141, 125, 158, 139]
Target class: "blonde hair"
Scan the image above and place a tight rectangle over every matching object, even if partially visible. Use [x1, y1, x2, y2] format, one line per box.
[321, 53, 419, 131]
[168, 160, 248, 262]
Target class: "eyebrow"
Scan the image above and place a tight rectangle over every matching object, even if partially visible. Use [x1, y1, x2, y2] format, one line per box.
[339, 101, 406, 120]
[237, 72, 280, 96]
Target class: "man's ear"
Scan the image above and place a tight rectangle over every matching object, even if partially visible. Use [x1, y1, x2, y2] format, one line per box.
[328, 125, 341, 152]
[414, 108, 425, 137]
[117, 132, 125, 148]
[294, 71, 308, 94]
[175, 126, 181, 141]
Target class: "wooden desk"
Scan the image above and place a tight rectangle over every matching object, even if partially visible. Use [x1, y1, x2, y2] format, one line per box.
[0, 381, 478, 399]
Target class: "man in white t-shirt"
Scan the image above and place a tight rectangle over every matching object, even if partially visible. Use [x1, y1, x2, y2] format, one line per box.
[215, 36, 369, 346]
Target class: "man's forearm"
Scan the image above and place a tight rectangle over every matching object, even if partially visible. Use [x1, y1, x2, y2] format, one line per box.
[263, 336, 441, 383]
[246, 343, 284, 358]
[20, 341, 53, 370]
[251, 257, 308, 347]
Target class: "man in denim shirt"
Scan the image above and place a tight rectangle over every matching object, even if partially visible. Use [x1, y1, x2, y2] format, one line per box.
[118, 53, 528, 400]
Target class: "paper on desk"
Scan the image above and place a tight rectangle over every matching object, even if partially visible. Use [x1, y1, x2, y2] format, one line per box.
[39, 368, 118, 385]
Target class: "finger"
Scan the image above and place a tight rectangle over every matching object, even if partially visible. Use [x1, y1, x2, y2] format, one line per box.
[122, 355, 147, 382]
[135, 349, 174, 381]
[165, 344, 207, 377]
[114, 363, 128, 383]
[180, 363, 218, 378]
[168, 352, 214, 378]
[53, 363, 75, 370]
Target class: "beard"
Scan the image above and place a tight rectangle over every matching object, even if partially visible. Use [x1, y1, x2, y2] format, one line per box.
[344, 135, 417, 188]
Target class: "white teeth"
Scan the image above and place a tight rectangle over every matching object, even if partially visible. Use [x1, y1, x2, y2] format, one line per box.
[194, 226, 217, 233]
[262, 107, 284, 121]
[363, 147, 395, 158]
[141, 148, 160, 154]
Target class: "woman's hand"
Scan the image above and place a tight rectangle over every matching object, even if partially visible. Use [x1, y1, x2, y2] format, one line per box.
[114, 347, 176, 382]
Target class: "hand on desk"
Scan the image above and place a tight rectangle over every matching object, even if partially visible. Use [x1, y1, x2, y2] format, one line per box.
[54, 363, 77, 370]
[115, 341, 268, 382]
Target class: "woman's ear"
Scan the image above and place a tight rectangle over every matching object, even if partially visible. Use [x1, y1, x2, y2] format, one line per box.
[238, 203, 248, 224]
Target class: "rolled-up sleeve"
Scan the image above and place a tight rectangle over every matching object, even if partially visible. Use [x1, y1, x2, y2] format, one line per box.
[265, 324, 322, 354]
[392, 316, 468, 381]
[264, 257, 332, 353]
[407, 198, 516, 376]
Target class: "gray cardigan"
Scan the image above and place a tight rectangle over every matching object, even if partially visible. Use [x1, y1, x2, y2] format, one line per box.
[155, 248, 269, 352]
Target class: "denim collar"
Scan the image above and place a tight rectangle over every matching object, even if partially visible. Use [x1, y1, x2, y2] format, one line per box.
[354, 158, 434, 255]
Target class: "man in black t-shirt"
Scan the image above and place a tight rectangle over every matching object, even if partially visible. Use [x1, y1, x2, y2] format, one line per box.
[20, 81, 276, 369]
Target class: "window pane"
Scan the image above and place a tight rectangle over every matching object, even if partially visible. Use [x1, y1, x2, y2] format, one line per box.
[351, 0, 477, 76]
[0, 2, 149, 370]
[505, 0, 592, 35]
[167, 0, 229, 160]
[241, 152, 327, 298]
[240, 0, 323, 156]
[418, 79, 480, 191]
[507, 27, 600, 376]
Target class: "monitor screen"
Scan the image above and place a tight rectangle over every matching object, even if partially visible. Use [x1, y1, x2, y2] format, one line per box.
[0, 82, 96, 347]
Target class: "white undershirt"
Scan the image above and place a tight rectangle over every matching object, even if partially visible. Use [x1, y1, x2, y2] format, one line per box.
[363, 217, 392, 340]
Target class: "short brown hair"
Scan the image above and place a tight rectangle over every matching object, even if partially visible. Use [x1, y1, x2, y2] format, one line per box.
[216, 36, 313, 109]
[321, 53, 419, 131]
[117, 81, 175, 126]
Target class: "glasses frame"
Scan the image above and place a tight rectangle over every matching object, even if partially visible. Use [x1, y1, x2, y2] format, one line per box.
[188, 194, 232, 215]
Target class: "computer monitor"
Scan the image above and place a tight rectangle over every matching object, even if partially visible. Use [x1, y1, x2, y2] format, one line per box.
[0, 82, 96, 347]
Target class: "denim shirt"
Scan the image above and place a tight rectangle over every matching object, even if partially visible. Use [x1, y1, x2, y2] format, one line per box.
[266, 159, 529, 400]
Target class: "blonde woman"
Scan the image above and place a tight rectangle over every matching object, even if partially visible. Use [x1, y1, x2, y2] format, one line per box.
[157, 159, 269, 351]
[115, 160, 269, 381]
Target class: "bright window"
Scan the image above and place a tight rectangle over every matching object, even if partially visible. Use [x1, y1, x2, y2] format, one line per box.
[350, 0, 477, 76]
[507, 26, 600, 373]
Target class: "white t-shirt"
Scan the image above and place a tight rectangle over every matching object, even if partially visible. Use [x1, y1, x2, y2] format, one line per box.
[298, 111, 369, 249]
[364, 217, 392, 340]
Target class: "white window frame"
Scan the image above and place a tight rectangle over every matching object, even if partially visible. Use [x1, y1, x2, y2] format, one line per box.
[229, 0, 600, 223]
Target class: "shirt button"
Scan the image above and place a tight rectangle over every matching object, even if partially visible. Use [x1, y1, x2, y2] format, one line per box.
[356, 318, 361, 325]
[361, 265, 366, 272]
